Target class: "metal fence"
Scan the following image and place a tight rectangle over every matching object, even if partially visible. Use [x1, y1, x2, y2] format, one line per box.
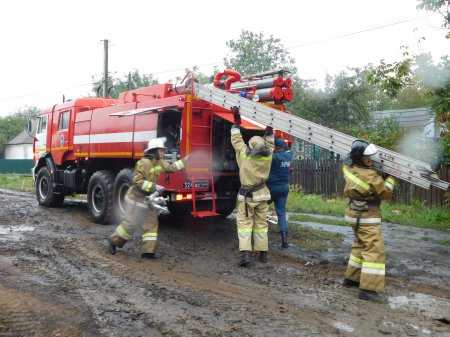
[0, 159, 34, 174]
[290, 159, 450, 208]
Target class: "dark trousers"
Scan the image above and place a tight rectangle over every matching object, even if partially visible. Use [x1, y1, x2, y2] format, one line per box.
[269, 184, 289, 232]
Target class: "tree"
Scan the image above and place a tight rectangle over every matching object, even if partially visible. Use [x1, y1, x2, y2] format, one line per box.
[224, 30, 297, 76]
[289, 68, 372, 130]
[356, 118, 404, 150]
[0, 106, 40, 158]
[366, 47, 414, 98]
[417, 0, 450, 37]
[92, 70, 158, 98]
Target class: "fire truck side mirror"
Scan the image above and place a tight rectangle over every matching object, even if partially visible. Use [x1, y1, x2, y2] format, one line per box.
[26, 118, 37, 139]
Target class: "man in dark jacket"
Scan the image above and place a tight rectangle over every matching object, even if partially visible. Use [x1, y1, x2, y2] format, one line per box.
[267, 138, 292, 248]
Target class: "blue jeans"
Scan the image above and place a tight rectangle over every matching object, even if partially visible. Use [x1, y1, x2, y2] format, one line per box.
[269, 184, 289, 233]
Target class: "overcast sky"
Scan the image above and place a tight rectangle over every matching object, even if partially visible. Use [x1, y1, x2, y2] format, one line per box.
[0, 0, 448, 116]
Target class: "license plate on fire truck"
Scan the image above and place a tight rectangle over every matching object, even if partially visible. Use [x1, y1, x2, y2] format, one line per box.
[183, 180, 209, 189]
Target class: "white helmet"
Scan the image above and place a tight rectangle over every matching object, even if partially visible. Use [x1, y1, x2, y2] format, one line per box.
[144, 137, 166, 153]
[363, 143, 378, 156]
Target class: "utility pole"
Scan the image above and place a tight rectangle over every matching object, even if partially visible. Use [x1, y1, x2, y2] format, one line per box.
[102, 39, 109, 97]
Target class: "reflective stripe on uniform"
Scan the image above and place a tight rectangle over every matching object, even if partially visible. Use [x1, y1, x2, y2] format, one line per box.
[241, 153, 272, 161]
[343, 166, 370, 192]
[362, 261, 385, 275]
[238, 227, 253, 234]
[231, 128, 240, 135]
[142, 232, 157, 241]
[142, 180, 153, 192]
[174, 160, 184, 170]
[345, 216, 381, 224]
[348, 254, 362, 268]
[116, 225, 131, 240]
[150, 166, 163, 174]
[384, 180, 394, 191]
[253, 227, 268, 233]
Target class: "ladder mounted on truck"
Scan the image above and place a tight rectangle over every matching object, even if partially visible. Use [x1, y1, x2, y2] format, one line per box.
[192, 82, 449, 191]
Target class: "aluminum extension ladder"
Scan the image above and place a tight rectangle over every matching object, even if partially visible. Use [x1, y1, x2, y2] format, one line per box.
[193, 83, 449, 191]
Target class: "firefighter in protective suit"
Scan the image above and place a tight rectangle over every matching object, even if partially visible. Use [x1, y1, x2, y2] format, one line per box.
[108, 137, 187, 259]
[230, 107, 274, 267]
[342, 139, 396, 301]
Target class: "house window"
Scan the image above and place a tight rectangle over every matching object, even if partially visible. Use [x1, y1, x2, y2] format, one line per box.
[59, 111, 70, 130]
[38, 115, 47, 133]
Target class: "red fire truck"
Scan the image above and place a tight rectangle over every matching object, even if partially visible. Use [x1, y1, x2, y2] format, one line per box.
[31, 70, 293, 224]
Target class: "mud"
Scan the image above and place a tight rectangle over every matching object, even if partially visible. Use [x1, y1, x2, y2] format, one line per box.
[0, 189, 449, 337]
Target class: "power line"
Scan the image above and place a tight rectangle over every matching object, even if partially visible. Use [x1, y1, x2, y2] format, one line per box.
[286, 17, 420, 49]
[0, 17, 425, 105]
[147, 17, 422, 76]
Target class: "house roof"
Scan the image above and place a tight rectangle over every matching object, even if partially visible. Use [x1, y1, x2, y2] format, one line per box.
[371, 107, 434, 128]
[6, 130, 34, 145]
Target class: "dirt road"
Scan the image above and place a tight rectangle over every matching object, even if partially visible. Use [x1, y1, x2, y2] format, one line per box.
[0, 188, 449, 337]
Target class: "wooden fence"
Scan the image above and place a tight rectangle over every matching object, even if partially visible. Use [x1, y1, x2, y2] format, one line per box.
[290, 159, 450, 208]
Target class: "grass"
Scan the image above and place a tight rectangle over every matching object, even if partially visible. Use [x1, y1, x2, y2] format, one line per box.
[288, 224, 343, 251]
[0, 174, 34, 192]
[436, 240, 450, 246]
[269, 221, 343, 251]
[287, 191, 450, 231]
[289, 213, 348, 227]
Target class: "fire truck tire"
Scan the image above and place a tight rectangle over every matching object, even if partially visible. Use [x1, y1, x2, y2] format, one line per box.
[36, 166, 65, 207]
[87, 170, 115, 225]
[113, 168, 133, 223]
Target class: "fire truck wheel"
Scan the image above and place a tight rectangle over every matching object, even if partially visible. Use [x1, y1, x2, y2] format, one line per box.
[113, 168, 133, 223]
[87, 170, 115, 225]
[36, 166, 65, 207]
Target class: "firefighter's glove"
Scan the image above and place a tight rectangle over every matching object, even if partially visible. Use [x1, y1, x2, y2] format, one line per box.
[264, 126, 274, 136]
[145, 191, 169, 215]
[231, 106, 241, 126]
[384, 176, 397, 191]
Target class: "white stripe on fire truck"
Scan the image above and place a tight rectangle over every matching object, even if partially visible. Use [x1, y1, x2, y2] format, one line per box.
[73, 131, 156, 144]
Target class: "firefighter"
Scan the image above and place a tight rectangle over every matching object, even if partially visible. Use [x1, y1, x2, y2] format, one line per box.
[342, 139, 396, 301]
[267, 138, 292, 248]
[231, 107, 274, 267]
[108, 137, 187, 259]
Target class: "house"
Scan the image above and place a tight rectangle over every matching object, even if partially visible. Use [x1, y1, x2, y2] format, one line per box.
[371, 107, 436, 137]
[4, 130, 34, 159]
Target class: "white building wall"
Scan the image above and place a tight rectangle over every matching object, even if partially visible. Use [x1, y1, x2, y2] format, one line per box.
[4, 144, 33, 159]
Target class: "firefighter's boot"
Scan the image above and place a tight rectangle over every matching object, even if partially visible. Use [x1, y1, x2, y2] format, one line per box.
[280, 231, 289, 249]
[359, 289, 382, 302]
[108, 236, 126, 255]
[141, 252, 156, 260]
[259, 251, 268, 263]
[342, 279, 359, 288]
[239, 251, 251, 267]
